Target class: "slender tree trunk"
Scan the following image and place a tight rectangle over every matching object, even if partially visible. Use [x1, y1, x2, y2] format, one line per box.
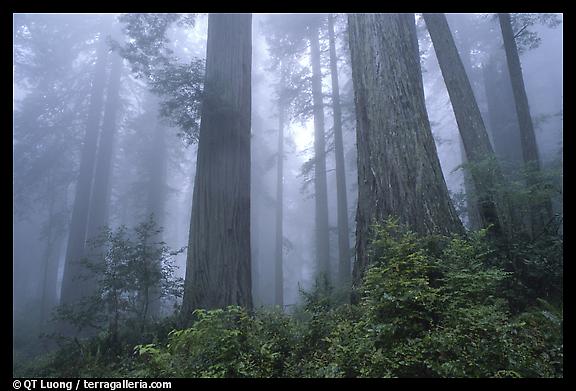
[424, 13, 507, 238]
[498, 13, 553, 234]
[482, 53, 523, 168]
[181, 14, 252, 316]
[309, 24, 331, 283]
[250, 148, 261, 306]
[482, 53, 527, 234]
[147, 121, 167, 229]
[86, 51, 123, 242]
[274, 78, 285, 308]
[146, 120, 167, 318]
[41, 214, 65, 330]
[447, 15, 482, 230]
[56, 187, 70, 304]
[142, 285, 150, 334]
[328, 14, 351, 287]
[60, 31, 109, 310]
[110, 285, 119, 343]
[40, 183, 69, 331]
[348, 13, 464, 286]
[40, 175, 57, 328]
[251, 195, 261, 306]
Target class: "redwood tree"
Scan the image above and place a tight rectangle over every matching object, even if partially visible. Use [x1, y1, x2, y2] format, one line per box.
[328, 14, 351, 286]
[498, 12, 553, 235]
[348, 13, 464, 285]
[423, 13, 508, 238]
[308, 20, 331, 282]
[181, 14, 253, 315]
[60, 28, 110, 309]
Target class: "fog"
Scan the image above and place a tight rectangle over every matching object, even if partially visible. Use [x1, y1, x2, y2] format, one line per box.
[13, 13, 562, 372]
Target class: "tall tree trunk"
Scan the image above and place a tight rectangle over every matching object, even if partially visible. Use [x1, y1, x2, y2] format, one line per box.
[348, 13, 464, 286]
[59, 31, 109, 311]
[274, 89, 284, 308]
[181, 14, 252, 316]
[482, 53, 523, 168]
[482, 53, 527, 234]
[147, 121, 167, 229]
[250, 192, 261, 306]
[459, 138, 482, 230]
[40, 175, 58, 328]
[423, 13, 507, 238]
[447, 15, 482, 230]
[146, 119, 167, 318]
[328, 14, 351, 287]
[498, 13, 553, 235]
[250, 133, 262, 306]
[309, 23, 331, 282]
[86, 51, 122, 242]
[41, 183, 69, 331]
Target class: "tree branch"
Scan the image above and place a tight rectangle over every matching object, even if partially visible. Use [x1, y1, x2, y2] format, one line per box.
[513, 24, 529, 40]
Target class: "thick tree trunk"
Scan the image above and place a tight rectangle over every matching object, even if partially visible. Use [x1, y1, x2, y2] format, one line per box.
[59, 32, 109, 309]
[424, 13, 507, 238]
[181, 14, 252, 316]
[309, 24, 331, 282]
[498, 13, 553, 234]
[348, 13, 464, 286]
[274, 94, 284, 308]
[328, 14, 351, 286]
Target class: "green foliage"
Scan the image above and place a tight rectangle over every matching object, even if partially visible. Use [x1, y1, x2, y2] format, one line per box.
[131, 306, 301, 378]
[54, 216, 184, 339]
[503, 163, 561, 222]
[455, 154, 562, 237]
[114, 13, 204, 144]
[27, 219, 562, 378]
[314, 221, 514, 377]
[505, 226, 563, 310]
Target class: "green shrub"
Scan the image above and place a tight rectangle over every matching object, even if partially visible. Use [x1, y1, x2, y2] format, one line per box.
[23, 218, 562, 378]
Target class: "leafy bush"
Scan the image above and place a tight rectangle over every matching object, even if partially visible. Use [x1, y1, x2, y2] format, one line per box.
[54, 216, 184, 340]
[24, 218, 562, 378]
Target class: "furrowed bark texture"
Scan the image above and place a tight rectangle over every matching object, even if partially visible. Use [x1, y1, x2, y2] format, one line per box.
[424, 13, 506, 237]
[328, 14, 351, 286]
[348, 13, 464, 286]
[60, 34, 109, 308]
[309, 24, 331, 281]
[498, 13, 553, 233]
[182, 14, 252, 316]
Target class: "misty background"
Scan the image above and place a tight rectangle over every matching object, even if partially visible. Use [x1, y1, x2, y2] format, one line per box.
[13, 13, 562, 361]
